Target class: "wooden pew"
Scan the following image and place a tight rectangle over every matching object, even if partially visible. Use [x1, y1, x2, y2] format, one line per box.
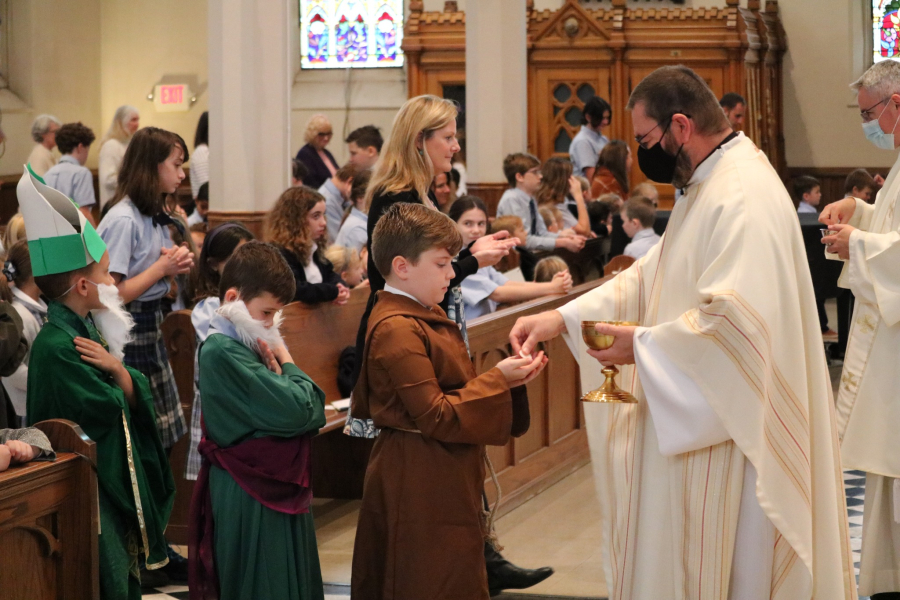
[0, 419, 100, 600]
[160, 310, 197, 545]
[468, 278, 605, 515]
[280, 286, 373, 499]
[161, 278, 609, 514]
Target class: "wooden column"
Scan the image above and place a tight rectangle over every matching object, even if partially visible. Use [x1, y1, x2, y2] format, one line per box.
[206, 0, 292, 238]
[465, 0, 529, 216]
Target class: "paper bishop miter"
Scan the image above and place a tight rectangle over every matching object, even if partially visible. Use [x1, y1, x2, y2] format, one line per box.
[16, 164, 106, 276]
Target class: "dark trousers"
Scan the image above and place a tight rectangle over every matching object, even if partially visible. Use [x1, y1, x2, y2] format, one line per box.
[834, 289, 855, 359]
[872, 593, 900, 599]
[816, 295, 829, 333]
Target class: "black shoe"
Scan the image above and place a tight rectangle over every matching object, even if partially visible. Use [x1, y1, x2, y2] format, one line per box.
[485, 544, 554, 596]
[140, 566, 170, 590]
[160, 544, 189, 584]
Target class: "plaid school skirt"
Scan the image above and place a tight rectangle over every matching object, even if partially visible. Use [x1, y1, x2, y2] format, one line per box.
[124, 299, 187, 449]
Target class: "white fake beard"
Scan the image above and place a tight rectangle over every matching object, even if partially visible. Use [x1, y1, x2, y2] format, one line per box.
[216, 300, 285, 355]
[90, 283, 135, 361]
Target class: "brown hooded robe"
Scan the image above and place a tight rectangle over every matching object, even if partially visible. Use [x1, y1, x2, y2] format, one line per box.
[350, 291, 515, 600]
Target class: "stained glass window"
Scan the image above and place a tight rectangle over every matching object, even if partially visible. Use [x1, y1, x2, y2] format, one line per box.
[874, 0, 900, 63]
[301, 0, 404, 69]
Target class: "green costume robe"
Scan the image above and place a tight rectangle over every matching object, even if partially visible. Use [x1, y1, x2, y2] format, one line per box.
[199, 315, 327, 600]
[26, 301, 175, 600]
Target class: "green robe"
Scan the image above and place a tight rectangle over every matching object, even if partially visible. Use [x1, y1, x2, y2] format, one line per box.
[27, 301, 175, 600]
[199, 328, 327, 600]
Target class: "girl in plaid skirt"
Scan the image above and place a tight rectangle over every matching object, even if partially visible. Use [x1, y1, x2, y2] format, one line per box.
[184, 222, 254, 481]
[96, 127, 196, 585]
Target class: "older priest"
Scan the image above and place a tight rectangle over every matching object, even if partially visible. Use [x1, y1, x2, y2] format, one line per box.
[510, 66, 855, 600]
[821, 59, 900, 599]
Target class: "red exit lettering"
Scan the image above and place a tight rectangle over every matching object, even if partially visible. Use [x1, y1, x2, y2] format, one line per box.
[159, 85, 184, 105]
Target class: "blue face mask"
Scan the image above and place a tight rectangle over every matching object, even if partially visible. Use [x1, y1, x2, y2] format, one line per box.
[863, 100, 900, 150]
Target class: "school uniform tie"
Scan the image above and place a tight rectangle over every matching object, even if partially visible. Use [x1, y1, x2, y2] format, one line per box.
[529, 199, 539, 235]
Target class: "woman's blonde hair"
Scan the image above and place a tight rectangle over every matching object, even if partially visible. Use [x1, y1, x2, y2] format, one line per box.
[304, 114, 332, 144]
[264, 186, 326, 266]
[102, 105, 139, 145]
[3, 214, 25, 252]
[366, 95, 458, 210]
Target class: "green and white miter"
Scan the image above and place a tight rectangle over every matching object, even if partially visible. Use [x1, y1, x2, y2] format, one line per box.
[16, 164, 106, 276]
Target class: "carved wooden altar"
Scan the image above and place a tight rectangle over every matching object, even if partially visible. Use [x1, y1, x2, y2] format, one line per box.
[403, 0, 785, 209]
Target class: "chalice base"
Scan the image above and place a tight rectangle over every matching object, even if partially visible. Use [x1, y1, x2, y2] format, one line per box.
[581, 366, 638, 404]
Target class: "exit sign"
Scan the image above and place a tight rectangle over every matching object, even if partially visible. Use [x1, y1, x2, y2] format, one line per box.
[153, 84, 193, 112]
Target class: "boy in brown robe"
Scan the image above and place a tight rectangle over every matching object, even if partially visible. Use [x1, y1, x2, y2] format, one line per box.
[351, 203, 547, 600]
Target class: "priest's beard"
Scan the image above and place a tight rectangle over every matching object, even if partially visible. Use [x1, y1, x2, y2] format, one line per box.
[216, 300, 285, 355]
[670, 145, 695, 190]
[90, 283, 135, 361]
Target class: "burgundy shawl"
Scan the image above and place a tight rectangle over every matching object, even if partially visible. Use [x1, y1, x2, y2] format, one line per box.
[188, 430, 313, 600]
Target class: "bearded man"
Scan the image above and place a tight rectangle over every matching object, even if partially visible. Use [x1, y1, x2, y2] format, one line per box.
[509, 66, 855, 600]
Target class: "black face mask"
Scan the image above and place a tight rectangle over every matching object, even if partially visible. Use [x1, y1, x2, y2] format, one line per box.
[637, 122, 684, 185]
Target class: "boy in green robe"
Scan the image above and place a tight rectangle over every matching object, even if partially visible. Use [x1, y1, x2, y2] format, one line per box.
[17, 166, 175, 600]
[189, 241, 327, 600]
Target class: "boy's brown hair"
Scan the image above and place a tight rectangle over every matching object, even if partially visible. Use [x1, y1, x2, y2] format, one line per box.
[218, 241, 296, 304]
[491, 215, 524, 237]
[34, 264, 95, 300]
[55, 122, 96, 155]
[622, 197, 656, 228]
[335, 162, 359, 183]
[372, 203, 462, 278]
[844, 168, 876, 196]
[791, 175, 820, 203]
[502, 153, 541, 187]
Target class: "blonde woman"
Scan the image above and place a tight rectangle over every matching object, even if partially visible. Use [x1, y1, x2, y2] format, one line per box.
[2, 214, 25, 253]
[295, 113, 339, 189]
[349, 94, 550, 598]
[98, 105, 140, 207]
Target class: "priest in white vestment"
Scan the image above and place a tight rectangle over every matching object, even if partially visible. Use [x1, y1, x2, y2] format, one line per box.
[510, 66, 855, 600]
[821, 59, 900, 599]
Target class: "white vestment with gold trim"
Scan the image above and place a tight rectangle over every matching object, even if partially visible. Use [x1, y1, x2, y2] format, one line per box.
[558, 134, 855, 600]
[833, 150, 900, 595]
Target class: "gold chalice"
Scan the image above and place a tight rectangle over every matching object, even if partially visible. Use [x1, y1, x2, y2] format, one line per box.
[581, 320, 639, 403]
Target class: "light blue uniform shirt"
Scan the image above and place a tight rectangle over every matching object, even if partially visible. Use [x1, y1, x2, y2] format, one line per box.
[460, 266, 508, 319]
[43, 156, 96, 208]
[496, 187, 558, 252]
[319, 179, 349, 244]
[97, 197, 174, 302]
[335, 207, 368, 252]
[797, 201, 817, 214]
[568, 126, 609, 177]
[623, 228, 661, 260]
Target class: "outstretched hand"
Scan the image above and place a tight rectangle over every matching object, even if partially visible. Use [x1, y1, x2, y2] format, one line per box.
[509, 310, 566, 357]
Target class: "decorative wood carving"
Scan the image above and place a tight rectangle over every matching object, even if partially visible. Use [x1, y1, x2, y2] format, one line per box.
[403, 0, 785, 209]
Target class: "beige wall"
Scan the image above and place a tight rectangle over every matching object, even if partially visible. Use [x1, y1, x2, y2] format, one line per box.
[781, 0, 893, 169]
[0, 0, 102, 176]
[100, 0, 208, 167]
[0, 0, 207, 177]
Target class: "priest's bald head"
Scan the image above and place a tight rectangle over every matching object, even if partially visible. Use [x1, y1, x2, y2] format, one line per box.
[627, 65, 732, 189]
[852, 59, 900, 150]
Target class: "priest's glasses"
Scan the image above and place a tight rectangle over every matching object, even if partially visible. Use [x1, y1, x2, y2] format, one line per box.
[580, 320, 639, 404]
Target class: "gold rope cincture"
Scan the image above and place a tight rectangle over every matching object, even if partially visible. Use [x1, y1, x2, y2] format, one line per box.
[391, 427, 504, 551]
[121, 411, 168, 570]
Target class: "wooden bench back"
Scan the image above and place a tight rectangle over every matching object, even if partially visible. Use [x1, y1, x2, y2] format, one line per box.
[0, 419, 99, 599]
[280, 286, 370, 402]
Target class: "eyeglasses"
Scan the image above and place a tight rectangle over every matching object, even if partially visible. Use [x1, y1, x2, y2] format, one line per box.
[317, 131, 333, 137]
[860, 97, 891, 122]
[634, 113, 691, 149]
